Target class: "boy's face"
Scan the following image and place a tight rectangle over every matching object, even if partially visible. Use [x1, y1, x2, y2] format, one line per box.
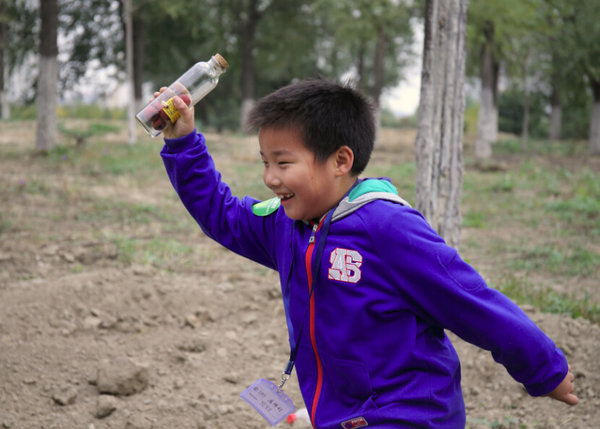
[259, 126, 341, 222]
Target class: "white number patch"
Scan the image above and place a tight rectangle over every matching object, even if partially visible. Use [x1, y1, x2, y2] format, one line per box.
[328, 248, 363, 284]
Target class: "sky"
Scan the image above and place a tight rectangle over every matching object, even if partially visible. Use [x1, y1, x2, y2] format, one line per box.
[382, 62, 421, 118]
[381, 19, 423, 118]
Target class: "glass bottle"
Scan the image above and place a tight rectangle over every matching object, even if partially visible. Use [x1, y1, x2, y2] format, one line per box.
[136, 53, 229, 137]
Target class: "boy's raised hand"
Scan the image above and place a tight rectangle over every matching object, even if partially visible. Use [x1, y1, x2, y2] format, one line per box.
[153, 86, 195, 140]
[546, 365, 578, 406]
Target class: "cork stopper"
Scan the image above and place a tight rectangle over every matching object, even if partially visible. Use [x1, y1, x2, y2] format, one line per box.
[213, 53, 229, 70]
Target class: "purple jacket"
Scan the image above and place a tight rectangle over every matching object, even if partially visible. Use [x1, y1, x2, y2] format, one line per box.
[161, 132, 567, 429]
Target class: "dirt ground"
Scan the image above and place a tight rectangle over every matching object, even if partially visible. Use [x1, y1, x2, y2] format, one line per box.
[0, 122, 599, 429]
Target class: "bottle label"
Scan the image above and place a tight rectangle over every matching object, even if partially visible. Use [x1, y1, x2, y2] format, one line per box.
[161, 98, 181, 124]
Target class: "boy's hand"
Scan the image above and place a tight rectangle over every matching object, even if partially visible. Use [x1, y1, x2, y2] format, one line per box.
[153, 86, 195, 139]
[546, 366, 578, 406]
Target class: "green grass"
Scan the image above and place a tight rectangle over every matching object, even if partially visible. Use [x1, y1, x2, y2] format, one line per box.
[464, 156, 599, 225]
[460, 140, 600, 324]
[16, 178, 51, 195]
[0, 212, 12, 234]
[80, 199, 166, 225]
[545, 169, 600, 234]
[58, 122, 122, 145]
[489, 172, 516, 193]
[1, 122, 598, 325]
[34, 138, 164, 178]
[463, 210, 485, 228]
[364, 162, 417, 202]
[231, 163, 270, 199]
[111, 235, 195, 268]
[511, 244, 600, 277]
[493, 137, 589, 157]
[90, 144, 162, 176]
[493, 276, 600, 325]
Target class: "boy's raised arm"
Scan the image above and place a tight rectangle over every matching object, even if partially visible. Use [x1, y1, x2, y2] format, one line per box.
[158, 92, 280, 271]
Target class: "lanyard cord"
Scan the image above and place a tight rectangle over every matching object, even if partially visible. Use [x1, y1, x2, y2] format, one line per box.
[279, 209, 332, 389]
[278, 181, 358, 390]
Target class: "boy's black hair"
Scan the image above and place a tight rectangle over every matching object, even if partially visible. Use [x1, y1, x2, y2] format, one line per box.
[245, 79, 375, 176]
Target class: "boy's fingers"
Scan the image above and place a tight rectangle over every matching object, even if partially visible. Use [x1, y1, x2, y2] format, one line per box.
[559, 367, 578, 405]
[151, 87, 169, 100]
[172, 96, 185, 114]
[564, 393, 579, 406]
[173, 96, 185, 107]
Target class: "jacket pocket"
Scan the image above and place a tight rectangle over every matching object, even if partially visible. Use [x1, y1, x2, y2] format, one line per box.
[320, 352, 376, 407]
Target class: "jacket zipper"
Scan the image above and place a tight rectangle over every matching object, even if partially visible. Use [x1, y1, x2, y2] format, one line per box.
[305, 219, 325, 426]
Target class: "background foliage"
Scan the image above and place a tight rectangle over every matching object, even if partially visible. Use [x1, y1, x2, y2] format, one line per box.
[1, 0, 600, 140]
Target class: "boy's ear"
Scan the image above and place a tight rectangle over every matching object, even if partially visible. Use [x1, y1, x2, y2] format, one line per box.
[333, 145, 354, 176]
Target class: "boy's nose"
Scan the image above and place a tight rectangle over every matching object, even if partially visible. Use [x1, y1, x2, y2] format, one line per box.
[263, 169, 281, 188]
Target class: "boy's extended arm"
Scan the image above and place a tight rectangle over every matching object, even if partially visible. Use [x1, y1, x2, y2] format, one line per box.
[367, 205, 576, 401]
[547, 366, 578, 406]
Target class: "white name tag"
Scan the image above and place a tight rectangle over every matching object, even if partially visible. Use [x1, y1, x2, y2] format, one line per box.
[240, 378, 295, 426]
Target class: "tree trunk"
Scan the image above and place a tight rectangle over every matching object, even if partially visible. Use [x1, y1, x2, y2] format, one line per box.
[520, 55, 530, 151]
[549, 100, 562, 141]
[475, 20, 498, 160]
[133, 15, 146, 110]
[36, 0, 58, 152]
[590, 80, 600, 155]
[549, 58, 562, 141]
[123, 0, 136, 144]
[239, 0, 260, 130]
[356, 39, 366, 90]
[521, 89, 530, 151]
[415, 0, 468, 249]
[0, 17, 9, 120]
[372, 25, 386, 144]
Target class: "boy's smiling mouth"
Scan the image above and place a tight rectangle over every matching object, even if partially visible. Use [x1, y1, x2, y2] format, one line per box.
[278, 193, 295, 201]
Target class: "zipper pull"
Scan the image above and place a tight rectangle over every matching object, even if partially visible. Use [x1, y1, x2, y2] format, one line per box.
[308, 223, 318, 243]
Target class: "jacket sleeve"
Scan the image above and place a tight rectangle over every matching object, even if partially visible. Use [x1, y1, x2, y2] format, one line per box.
[160, 130, 279, 270]
[365, 203, 568, 397]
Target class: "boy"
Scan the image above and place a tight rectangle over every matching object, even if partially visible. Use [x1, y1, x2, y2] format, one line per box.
[157, 79, 577, 428]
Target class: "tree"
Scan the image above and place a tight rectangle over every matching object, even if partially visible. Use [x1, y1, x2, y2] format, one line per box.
[35, 0, 58, 152]
[502, 23, 546, 149]
[0, 0, 8, 119]
[27, 0, 417, 135]
[473, 18, 497, 159]
[543, 3, 569, 141]
[61, 0, 216, 118]
[467, 0, 537, 160]
[314, 0, 414, 128]
[60, 0, 124, 98]
[557, 0, 600, 154]
[0, 0, 37, 119]
[515, 0, 571, 143]
[123, 0, 135, 144]
[415, 0, 468, 249]
[236, 0, 266, 128]
[235, 0, 328, 128]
